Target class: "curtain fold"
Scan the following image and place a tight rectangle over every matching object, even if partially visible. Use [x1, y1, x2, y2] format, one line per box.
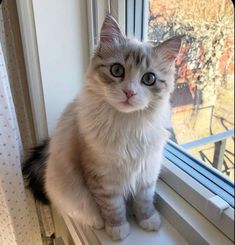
[0, 23, 42, 245]
[0, 1, 36, 152]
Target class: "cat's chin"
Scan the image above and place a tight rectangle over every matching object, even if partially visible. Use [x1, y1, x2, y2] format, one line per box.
[113, 102, 142, 114]
[105, 97, 146, 113]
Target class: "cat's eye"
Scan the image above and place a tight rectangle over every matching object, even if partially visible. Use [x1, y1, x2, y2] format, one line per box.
[110, 63, 125, 77]
[141, 72, 156, 86]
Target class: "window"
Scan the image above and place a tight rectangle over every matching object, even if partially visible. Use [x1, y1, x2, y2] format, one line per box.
[126, 0, 234, 241]
[89, 0, 234, 241]
[147, 0, 234, 182]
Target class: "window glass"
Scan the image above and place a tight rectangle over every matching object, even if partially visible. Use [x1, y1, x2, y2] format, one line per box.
[148, 0, 234, 181]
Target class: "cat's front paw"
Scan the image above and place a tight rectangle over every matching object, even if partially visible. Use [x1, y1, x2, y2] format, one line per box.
[105, 222, 130, 241]
[138, 211, 161, 231]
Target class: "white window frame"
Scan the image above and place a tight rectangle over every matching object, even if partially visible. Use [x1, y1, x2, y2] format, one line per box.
[87, 0, 126, 54]
[16, 0, 48, 141]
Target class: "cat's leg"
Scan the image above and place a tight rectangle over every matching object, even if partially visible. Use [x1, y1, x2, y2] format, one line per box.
[133, 149, 163, 231]
[133, 183, 161, 231]
[45, 160, 104, 229]
[92, 193, 130, 240]
[48, 183, 104, 229]
[66, 191, 105, 230]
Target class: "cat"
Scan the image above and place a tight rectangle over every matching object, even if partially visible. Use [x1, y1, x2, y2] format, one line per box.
[23, 15, 182, 241]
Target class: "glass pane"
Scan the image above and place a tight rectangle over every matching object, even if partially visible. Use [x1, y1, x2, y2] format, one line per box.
[148, 0, 234, 182]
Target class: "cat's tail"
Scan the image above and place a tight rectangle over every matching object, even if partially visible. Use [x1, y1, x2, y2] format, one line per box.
[22, 139, 50, 204]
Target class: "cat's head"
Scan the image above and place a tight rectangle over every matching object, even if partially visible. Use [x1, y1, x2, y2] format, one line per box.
[87, 15, 182, 114]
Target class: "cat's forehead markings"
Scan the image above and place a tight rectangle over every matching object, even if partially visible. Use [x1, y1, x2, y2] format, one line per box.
[124, 50, 131, 62]
[124, 48, 150, 69]
[145, 56, 150, 68]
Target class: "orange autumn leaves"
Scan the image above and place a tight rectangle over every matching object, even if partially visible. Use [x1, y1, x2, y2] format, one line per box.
[149, 0, 234, 85]
[175, 44, 204, 84]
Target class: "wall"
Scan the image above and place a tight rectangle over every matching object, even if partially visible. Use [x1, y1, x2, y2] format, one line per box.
[32, 0, 89, 133]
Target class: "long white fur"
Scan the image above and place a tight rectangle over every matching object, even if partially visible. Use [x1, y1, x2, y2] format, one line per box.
[44, 15, 181, 240]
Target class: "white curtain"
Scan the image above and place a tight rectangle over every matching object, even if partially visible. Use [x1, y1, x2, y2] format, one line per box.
[0, 32, 42, 245]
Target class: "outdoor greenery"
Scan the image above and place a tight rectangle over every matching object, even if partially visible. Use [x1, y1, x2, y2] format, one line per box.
[148, 0, 234, 180]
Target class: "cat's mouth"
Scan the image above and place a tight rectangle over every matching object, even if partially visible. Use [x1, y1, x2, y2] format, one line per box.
[114, 99, 143, 113]
[120, 100, 132, 106]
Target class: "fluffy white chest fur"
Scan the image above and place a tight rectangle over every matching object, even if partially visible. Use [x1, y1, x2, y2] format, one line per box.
[77, 91, 169, 197]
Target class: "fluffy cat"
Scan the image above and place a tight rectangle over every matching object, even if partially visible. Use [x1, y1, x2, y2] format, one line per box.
[23, 15, 182, 241]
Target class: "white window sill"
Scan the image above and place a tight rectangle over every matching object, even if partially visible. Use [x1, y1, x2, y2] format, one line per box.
[94, 216, 188, 245]
[63, 209, 188, 245]
[62, 177, 233, 245]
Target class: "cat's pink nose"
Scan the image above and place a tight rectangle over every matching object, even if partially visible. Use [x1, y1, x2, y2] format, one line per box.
[123, 89, 136, 99]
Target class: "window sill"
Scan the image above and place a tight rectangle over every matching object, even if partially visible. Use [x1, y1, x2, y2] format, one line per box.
[94, 216, 188, 245]
[62, 177, 233, 245]
[63, 197, 188, 245]
[161, 156, 234, 240]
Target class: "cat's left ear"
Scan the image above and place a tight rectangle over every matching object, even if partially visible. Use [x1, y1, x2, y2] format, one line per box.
[154, 36, 183, 67]
[99, 15, 124, 46]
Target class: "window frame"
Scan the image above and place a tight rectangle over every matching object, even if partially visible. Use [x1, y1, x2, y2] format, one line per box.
[164, 140, 234, 207]
[16, 0, 48, 141]
[161, 155, 234, 240]
[87, 0, 126, 53]
[125, 0, 148, 40]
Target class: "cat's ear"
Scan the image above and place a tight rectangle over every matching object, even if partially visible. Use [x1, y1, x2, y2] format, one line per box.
[99, 15, 124, 46]
[155, 36, 183, 67]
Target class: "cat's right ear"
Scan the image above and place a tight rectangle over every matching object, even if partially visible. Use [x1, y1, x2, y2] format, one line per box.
[99, 15, 124, 47]
[154, 36, 183, 71]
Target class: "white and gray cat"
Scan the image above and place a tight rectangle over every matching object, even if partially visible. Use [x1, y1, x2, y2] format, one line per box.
[23, 15, 182, 241]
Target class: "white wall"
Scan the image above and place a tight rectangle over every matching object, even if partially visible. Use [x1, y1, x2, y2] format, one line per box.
[32, 0, 89, 133]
